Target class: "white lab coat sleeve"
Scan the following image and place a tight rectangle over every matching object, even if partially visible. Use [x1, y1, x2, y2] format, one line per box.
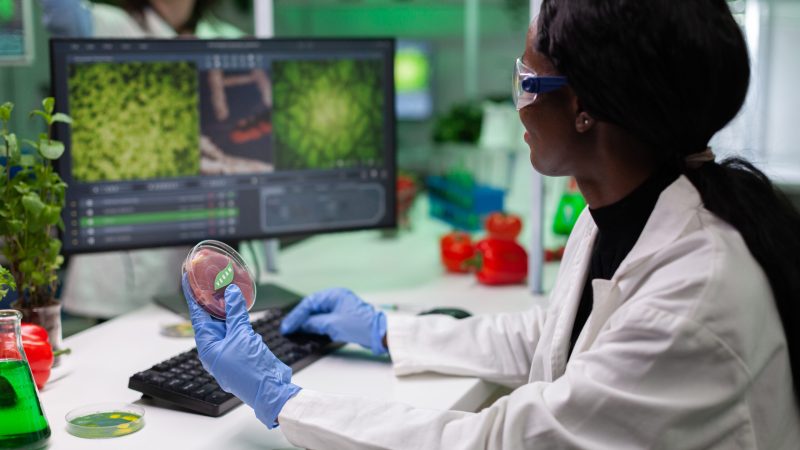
[278, 304, 753, 449]
[386, 307, 547, 388]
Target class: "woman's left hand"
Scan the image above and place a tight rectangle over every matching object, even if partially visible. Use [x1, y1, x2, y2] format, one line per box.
[182, 275, 301, 428]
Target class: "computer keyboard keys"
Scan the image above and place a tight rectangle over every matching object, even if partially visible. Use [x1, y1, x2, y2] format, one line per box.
[164, 379, 184, 390]
[128, 307, 341, 417]
[191, 384, 217, 399]
[178, 382, 199, 394]
[206, 390, 234, 404]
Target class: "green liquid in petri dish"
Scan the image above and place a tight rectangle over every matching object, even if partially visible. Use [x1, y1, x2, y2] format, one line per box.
[0, 360, 51, 450]
[68, 411, 144, 438]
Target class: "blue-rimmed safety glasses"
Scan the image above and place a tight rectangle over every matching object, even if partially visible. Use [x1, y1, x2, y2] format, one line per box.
[513, 57, 568, 110]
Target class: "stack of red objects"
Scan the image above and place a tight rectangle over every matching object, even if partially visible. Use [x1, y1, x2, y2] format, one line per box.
[439, 212, 528, 285]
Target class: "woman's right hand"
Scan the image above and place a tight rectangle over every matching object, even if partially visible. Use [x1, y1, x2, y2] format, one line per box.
[280, 288, 388, 355]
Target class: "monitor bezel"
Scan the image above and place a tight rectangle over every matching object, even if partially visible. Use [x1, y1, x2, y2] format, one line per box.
[50, 37, 398, 255]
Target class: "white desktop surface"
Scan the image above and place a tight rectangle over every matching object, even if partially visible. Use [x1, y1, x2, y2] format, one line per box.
[39, 204, 548, 449]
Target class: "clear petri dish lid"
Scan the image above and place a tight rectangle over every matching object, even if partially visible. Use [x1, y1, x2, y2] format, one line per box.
[66, 403, 145, 439]
[182, 240, 257, 320]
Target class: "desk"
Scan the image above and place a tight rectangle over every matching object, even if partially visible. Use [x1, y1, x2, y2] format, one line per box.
[39, 203, 548, 449]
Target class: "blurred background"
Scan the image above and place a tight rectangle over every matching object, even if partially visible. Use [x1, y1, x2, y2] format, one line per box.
[1, 0, 798, 331]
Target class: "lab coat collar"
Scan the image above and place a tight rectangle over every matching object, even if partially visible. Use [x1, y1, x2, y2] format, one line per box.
[568, 175, 703, 356]
[609, 175, 702, 282]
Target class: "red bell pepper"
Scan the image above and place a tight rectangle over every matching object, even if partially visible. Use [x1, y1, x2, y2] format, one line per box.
[473, 238, 528, 285]
[485, 212, 523, 241]
[440, 231, 475, 273]
[20, 323, 54, 389]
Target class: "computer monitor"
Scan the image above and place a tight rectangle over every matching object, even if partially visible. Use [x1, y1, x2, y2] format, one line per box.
[50, 38, 397, 254]
[395, 40, 432, 120]
[0, 0, 33, 65]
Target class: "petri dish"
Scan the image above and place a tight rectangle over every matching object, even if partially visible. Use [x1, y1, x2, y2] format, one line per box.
[66, 403, 145, 439]
[182, 240, 256, 320]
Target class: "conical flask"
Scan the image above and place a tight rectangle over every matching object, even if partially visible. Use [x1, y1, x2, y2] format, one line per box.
[0, 310, 51, 449]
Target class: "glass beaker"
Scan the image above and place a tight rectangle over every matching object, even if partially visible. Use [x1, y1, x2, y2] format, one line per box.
[0, 310, 51, 449]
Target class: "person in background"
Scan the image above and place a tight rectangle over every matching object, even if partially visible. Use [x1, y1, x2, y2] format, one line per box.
[40, 0, 242, 38]
[184, 0, 799, 448]
[40, 0, 243, 318]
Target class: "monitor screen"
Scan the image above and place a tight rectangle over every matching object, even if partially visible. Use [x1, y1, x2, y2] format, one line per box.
[50, 38, 397, 254]
[394, 40, 432, 120]
[0, 0, 32, 65]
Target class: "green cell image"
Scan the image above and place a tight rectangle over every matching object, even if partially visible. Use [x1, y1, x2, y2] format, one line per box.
[395, 48, 429, 93]
[67, 61, 200, 182]
[272, 59, 384, 170]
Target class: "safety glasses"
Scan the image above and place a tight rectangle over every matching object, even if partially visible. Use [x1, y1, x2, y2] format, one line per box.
[513, 57, 568, 110]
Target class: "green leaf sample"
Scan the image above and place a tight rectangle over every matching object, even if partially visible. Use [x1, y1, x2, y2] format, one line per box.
[214, 261, 234, 291]
[272, 59, 384, 170]
[67, 61, 200, 182]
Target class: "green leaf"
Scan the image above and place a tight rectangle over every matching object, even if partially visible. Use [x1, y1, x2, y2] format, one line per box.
[48, 239, 62, 256]
[0, 219, 21, 234]
[22, 193, 45, 217]
[5, 133, 19, 160]
[42, 97, 55, 115]
[21, 138, 38, 150]
[29, 110, 51, 124]
[214, 261, 235, 291]
[42, 206, 61, 225]
[0, 265, 16, 300]
[19, 260, 34, 275]
[51, 113, 73, 124]
[39, 139, 64, 160]
[0, 102, 12, 122]
[19, 154, 37, 167]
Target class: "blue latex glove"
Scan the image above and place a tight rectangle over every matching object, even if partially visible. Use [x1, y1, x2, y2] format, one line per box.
[280, 288, 388, 355]
[182, 275, 301, 428]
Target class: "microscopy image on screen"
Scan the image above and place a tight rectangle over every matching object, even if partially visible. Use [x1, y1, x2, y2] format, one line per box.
[272, 59, 384, 171]
[67, 61, 200, 182]
[198, 68, 274, 175]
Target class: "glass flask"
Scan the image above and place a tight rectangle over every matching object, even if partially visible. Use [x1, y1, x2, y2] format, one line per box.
[0, 310, 51, 449]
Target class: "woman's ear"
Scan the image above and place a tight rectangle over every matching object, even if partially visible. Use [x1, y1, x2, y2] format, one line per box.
[571, 95, 595, 133]
[575, 111, 595, 133]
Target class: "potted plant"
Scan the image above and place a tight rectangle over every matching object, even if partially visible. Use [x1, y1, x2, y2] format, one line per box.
[0, 98, 71, 361]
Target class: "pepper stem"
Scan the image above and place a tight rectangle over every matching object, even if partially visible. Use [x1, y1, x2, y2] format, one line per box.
[52, 348, 72, 357]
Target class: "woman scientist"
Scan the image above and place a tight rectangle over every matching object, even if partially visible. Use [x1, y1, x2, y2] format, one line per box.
[183, 0, 800, 447]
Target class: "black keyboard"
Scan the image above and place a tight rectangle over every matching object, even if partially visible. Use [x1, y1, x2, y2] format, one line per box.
[128, 308, 342, 417]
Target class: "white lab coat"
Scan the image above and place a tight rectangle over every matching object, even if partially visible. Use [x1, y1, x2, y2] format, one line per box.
[278, 176, 799, 449]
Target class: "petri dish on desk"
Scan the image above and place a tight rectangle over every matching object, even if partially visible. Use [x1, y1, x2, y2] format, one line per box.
[183, 240, 256, 320]
[66, 403, 145, 439]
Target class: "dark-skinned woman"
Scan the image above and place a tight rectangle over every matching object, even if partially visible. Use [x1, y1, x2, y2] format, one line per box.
[183, 1, 800, 447]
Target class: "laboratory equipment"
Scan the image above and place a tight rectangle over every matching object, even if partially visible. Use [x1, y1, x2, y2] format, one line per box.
[183, 240, 256, 320]
[65, 403, 144, 439]
[0, 310, 51, 449]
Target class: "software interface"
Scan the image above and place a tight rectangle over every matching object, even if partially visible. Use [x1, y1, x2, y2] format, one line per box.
[0, 0, 31, 64]
[51, 39, 396, 253]
[395, 41, 432, 120]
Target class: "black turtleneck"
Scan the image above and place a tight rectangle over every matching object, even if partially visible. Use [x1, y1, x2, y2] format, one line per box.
[568, 167, 679, 357]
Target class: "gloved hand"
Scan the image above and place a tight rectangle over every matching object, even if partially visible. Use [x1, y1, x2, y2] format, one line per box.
[182, 275, 301, 428]
[280, 288, 388, 355]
